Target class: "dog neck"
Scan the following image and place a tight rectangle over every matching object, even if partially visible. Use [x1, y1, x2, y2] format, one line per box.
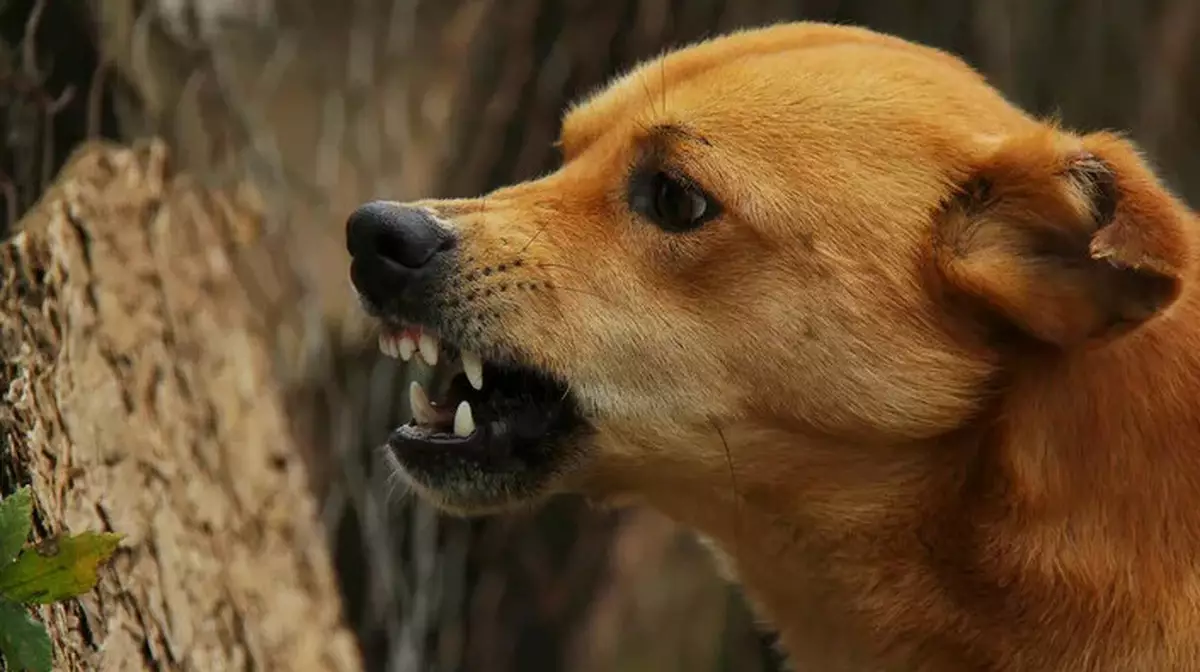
[587, 423, 968, 668]
[586, 286, 1200, 669]
[993, 283, 1200, 553]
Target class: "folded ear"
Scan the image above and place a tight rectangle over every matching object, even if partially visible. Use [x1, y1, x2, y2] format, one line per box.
[933, 129, 1195, 347]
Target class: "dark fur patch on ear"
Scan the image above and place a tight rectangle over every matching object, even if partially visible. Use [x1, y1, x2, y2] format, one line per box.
[933, 131, 1192, 348]
[1066, 153, 1117, 224]
[961, 178, 994, 212]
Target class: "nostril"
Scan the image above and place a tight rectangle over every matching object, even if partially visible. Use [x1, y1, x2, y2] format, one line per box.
[346, 200, 456, 270]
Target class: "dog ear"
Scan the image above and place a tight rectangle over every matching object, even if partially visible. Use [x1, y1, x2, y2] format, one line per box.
[933, 129, 1195, 347]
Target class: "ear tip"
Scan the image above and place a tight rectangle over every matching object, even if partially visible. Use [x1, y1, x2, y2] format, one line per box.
[1075, 133, 1198, 281]
[1089, 223, 1187, 281]
[940, 129, 1194, 346]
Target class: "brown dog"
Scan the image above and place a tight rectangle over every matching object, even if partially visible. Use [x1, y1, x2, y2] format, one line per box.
[345, 22, 1200, 671]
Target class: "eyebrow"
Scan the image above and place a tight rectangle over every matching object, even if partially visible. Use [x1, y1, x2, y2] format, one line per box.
[645, 122, 712, 148]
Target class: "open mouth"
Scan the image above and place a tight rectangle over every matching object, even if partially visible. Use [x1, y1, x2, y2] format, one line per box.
[377, 323, 583, 504]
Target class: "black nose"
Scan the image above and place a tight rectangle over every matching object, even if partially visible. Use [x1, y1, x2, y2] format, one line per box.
[346, 201, 455, 270]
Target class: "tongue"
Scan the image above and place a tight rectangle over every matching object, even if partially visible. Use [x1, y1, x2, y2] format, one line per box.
[409, 381, 455, 426]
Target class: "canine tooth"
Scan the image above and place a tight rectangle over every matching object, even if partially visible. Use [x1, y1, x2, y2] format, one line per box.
[453, 401, 475, 437]
[419, 331, 439, 366]
[409, 381, 439, 425]
[398, 335, 415, 361]
[462, 350, 484, 390]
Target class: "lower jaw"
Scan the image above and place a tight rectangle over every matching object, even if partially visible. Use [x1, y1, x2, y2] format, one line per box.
[384, 422, 587, 515]
[386, 454, 561, 516]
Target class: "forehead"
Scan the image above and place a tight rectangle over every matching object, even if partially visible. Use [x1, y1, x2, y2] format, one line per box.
[560, 23, 1032, 161]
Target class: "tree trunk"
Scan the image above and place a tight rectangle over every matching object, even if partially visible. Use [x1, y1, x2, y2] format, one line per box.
[4, 0, 1198, 670]
[1, 141, 361, 670]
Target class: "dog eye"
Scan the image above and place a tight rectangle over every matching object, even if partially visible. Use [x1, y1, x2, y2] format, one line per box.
[634, 171, 718, 233]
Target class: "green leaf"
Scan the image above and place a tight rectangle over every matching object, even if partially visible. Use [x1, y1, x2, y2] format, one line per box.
[0, 532, 122, 605]
[0, 599, 53, 672]
[0, 487, 33, 567]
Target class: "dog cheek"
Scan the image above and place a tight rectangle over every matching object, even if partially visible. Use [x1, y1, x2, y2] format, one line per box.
[741, 314, 995, 442]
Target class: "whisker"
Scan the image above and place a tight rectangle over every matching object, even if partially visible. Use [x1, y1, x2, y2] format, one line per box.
[547, 285, 618, 306]
[659, 50, 668, 116]
[378, 446, 415, 505]
[518, 221, 549, 255]
[640, 68, 658, 118]
[385, 471, 412, 503]
[710, 418, 743, 560]
[536, 262, 592, 277]
[536, 263, 618, 303]
[534, 264, 618, 307]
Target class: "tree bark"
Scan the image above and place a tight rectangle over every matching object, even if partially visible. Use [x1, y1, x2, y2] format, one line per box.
[1, 141, 361, 670]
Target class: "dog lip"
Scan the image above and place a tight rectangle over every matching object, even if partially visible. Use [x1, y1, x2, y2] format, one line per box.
[386, 383, 584, 506]
[391, 420, 497, 451]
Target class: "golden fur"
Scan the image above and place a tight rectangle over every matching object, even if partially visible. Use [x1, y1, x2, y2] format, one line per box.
[392, 22, 1200, 670]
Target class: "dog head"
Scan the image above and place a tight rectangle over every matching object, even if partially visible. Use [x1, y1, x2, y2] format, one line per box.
[346, 22, 1194, 518]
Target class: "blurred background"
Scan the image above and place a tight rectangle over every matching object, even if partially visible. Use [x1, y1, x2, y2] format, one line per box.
[1, 1, 1197, 671]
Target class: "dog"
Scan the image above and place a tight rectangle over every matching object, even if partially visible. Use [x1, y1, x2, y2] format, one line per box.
[345, 22, 1200, 671]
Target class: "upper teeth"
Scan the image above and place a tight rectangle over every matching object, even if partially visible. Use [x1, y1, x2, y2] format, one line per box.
[461, 350, 483, 391]
[398, 335, 415, 361]
[379, 329, 416, 361]
[378, 332, 399, 358]
[418, 332, 439, 366]
[380, 327, 486, 391]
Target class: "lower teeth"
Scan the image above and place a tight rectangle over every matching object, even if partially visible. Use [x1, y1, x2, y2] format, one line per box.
[453, 401, 476, 437]
[408, 380, 476, 438]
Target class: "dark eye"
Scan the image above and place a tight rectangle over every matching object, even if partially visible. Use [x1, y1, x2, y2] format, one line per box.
[633, 171, 718, 233]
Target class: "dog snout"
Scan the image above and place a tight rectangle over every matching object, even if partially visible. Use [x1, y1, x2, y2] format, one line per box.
[346, 201, 456, 309]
